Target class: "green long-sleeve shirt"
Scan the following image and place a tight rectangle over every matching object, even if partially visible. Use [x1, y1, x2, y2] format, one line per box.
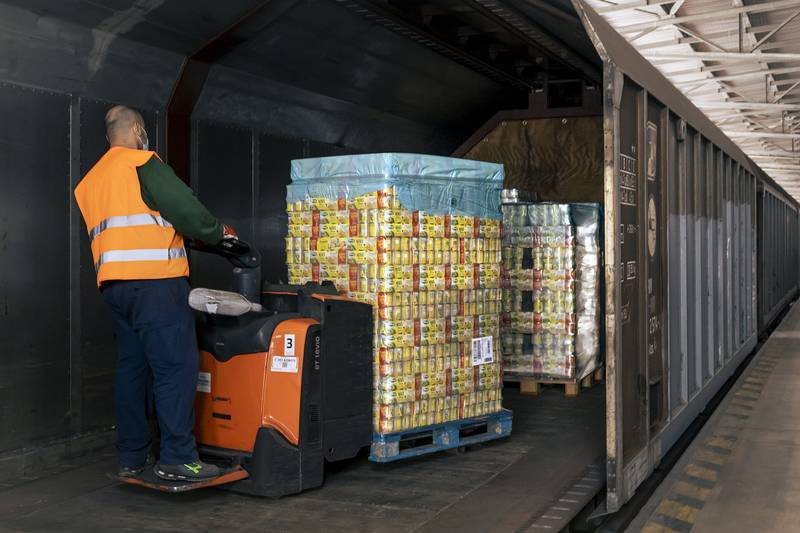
[137, 156, 224, 244]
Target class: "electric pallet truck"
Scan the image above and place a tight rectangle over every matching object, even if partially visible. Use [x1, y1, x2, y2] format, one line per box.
[111, 238, 374, 497]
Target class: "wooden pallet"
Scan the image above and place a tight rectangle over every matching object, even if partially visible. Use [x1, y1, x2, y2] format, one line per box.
[508, 366, 605, 397]
[519, 378, 580, 396]
[369, 409, 513, 463]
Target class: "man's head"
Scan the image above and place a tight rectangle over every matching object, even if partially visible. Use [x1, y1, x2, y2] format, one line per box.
[105, 105, 149, 150]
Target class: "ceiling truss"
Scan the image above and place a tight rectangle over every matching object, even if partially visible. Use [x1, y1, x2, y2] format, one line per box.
[587, 0, 800, 200]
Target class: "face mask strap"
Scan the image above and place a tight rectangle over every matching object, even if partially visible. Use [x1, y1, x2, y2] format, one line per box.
[137, 125, 150, 151]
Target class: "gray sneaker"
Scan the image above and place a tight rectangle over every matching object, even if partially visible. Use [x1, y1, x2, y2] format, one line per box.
[117, 453, 155, 478]
[154, 461, 220, 481]
[117, 464, 146, 478]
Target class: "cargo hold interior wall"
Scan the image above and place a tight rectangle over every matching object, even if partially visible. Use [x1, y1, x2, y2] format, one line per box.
[1, 0, 799, 519]
[0, 0, 525, 472]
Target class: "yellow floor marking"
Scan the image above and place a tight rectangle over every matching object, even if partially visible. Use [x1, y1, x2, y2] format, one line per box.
[734, 390, 760, 400]
[656, 498, 700, 523]
[706, 436, 735, 450]
[730, 395, 757, 403]
[686, 464, 718, 482]
[673, 480, 712, 501]
[694, 450, 726, 466]
[640, 522, 682, 533]
[728, 396, 758, 408]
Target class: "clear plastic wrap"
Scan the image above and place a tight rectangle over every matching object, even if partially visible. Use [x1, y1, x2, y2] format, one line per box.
[289, 153, 504, 219]
[500, 201, 601, 381]
[286, 153, 505, 435]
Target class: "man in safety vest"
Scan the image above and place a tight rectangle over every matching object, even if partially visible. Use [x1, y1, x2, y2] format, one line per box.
[75, 105, 235, 482]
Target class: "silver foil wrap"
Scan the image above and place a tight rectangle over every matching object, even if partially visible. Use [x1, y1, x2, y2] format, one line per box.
[500, 202, 601, 380]
[571, 203, 601, 380]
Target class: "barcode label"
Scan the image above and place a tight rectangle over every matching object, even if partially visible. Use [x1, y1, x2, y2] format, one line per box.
[196, 372, 211, 393]
[471, 336, 494, 366]
[271, 356, 299, 373]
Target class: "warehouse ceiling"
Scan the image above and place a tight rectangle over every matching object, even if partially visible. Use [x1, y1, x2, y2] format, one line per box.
[586, 0, 800, 200]
[0, 0, 601, 128]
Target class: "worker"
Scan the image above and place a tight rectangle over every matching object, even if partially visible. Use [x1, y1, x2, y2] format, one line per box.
[74, 105, 235, 482]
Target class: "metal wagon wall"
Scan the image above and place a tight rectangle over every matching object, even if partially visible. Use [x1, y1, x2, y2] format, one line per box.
[574, 0, 797, 513]
[758, 185, 800, 334]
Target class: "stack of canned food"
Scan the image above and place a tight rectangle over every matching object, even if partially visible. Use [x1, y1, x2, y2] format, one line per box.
[501, 199, 602, 381]
[502, 202, 578, 379]
[285, 154, 505, 435]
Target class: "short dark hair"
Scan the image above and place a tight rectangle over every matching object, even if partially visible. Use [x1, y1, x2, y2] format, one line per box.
[105, 105, 143, 141]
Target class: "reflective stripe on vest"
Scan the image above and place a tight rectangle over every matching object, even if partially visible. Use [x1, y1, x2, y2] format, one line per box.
[94, 247, 187, 272]
[88, 213, 174, 242]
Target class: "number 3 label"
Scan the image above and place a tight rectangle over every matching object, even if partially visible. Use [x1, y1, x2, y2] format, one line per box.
[284, 334, 295, 356]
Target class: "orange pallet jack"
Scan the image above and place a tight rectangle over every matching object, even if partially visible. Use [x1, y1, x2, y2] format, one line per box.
[112, 238, 373, 497]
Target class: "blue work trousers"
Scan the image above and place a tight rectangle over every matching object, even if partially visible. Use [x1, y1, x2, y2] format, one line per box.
[102, 277, 200, 467]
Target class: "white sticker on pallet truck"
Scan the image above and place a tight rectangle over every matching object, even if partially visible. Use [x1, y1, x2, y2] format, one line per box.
[283, 334, 296, 356]
[471, 336, 494, 366]
[197, 372, 211, 393]
[272, 356, 298, 373]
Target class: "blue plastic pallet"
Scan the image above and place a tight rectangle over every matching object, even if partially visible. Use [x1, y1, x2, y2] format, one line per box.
[369, 408, 513, 462]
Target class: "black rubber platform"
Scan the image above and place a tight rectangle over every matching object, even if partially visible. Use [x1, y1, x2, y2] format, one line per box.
[107, 466, 248, 493]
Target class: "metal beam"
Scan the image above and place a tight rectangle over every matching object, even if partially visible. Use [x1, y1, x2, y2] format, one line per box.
[724, 131, 800, 139]
[616, 0, 800, 33]
[463, 0, 602, 82]
[651, 59, 768, 75]
[668, 0, 686, 16]
[520, 0, 582, 24]
[643, 51, 800, 61]
[692, 101, 800, 111]
[747, 149, 800, 156]
[630, 26, 658, 42]
[333, 0, 533, 89]
[756, 163, 800, 170]
[755, 36, 800, 52]
[777, 81, 800, 102]
[687, 75, 800, 94]
[752, 9, 800, 51]
[672, 65, 800, 83]
[635, 21, 782, 50]
[166, 0, 302, 181]
[597, 0, 684, 14]
[672, 24, 728, 52]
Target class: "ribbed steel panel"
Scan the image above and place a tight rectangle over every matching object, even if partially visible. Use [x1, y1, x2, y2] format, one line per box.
[758, 185, 800, 333]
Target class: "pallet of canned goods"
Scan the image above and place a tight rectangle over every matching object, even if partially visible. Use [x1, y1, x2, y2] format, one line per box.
[501, 197, 601, 385]
[285, 153, 511, 457]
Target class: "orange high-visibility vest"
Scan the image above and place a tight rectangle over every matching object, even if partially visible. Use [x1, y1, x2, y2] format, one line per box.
[74, 146, 189, 286]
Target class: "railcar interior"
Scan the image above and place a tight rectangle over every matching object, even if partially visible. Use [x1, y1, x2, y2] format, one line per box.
[0, 0, 798, 531]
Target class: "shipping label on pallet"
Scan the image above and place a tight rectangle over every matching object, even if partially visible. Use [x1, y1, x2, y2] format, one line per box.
[471, 336, 494, 365]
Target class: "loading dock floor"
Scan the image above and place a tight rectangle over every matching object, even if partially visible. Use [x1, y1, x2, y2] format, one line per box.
[630, 304, 800, 533]
[0, 385, 604, 533]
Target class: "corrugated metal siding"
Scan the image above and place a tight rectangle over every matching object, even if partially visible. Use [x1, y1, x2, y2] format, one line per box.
[666, 122, 758, 416]
[758, 186, 800, 332]
[603, 69, 762, 512]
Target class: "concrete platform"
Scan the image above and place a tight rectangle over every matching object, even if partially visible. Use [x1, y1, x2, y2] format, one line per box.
[0, 386, 604, 533]
[629, 304, 800, 533]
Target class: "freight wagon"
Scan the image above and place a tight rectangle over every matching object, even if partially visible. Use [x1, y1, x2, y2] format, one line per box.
[453, 2, 800, 514]
[0, 0, 797, 529]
